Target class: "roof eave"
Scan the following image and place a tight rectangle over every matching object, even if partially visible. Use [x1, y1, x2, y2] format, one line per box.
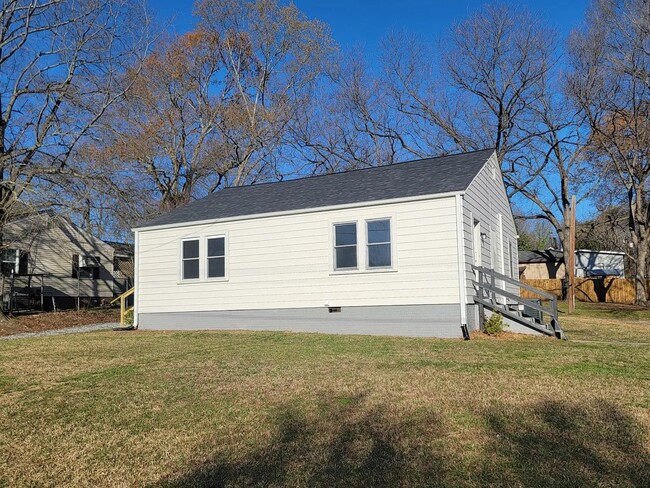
[133, 190, 466, 233]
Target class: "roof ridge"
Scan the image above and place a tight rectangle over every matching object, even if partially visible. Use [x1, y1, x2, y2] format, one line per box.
[219, 148, 495, 192]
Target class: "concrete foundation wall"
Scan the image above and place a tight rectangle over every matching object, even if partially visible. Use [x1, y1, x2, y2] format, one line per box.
[138, 303, 464, 338]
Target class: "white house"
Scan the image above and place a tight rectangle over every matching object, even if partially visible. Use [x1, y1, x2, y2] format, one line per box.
[519, 249, 626, 279]
[576, 250, 625, 278]
[133, 149, 528, 338]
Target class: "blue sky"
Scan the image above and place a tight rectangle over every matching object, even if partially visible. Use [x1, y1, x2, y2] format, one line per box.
[149, 0, 594, 221]
[151, 0, 590, 55]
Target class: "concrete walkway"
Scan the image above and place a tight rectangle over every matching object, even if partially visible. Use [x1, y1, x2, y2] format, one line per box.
[0, 322, 122, 340]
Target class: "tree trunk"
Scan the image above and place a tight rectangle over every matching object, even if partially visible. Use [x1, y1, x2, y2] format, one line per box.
[561, 205, 572, 287]
[634, 233, 648, 306]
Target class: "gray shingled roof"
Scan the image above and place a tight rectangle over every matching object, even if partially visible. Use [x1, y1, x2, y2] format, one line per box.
[519, 250, 564, 263]
[138, 149, 495, 229]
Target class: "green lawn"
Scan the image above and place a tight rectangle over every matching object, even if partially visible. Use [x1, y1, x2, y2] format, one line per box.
[0, 306, 649, 487]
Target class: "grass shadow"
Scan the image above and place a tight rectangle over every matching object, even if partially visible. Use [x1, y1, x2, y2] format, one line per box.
[154, 393, 447, 487]
[154, 396, 649, 487]
[481, 399, 649, 487]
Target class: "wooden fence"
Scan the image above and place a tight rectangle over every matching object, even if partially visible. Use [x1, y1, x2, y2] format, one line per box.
[520, 277, 650, 305]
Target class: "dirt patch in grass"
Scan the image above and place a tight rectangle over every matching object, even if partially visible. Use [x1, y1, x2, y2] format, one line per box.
[0, 308, 119, 337]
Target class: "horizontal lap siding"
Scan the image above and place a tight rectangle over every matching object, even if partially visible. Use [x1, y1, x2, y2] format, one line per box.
[463, 153, 519, 328]
[5, 220, 114, 298]
[137, 197, 461, 314]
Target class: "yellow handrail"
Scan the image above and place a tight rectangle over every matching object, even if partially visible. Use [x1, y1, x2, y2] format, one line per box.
[111, 287, 135, 326]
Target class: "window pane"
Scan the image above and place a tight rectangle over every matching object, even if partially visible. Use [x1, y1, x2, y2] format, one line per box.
[369, 243, 391, 267]
[208, 237, 224, 257]
[335, 224, 357, 246]
[183, 240, 199, 259]
[1, 249, 15, 262]
[183, 259, 199, 279]
[368, 220, 390, 243]
[335, 246, 357, 269]
[208, 257, 225, 278]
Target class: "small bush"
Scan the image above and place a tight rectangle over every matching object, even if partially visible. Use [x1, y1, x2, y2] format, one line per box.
[123, 309, 134, 326]
[484, 312, 507, 336]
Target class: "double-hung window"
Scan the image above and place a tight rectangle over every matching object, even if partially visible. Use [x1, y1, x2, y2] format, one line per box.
[182, 239, 200, 280]
[367, 219, 392, 268]
[334, 223, 357, 270]
[207, 236, 226, 278]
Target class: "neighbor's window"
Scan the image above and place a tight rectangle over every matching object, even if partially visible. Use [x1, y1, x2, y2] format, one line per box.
[367, 219, 391, 268]
[1, 249, 19, 275]
[207, 236, 225, 278]
[182, 239, 200, 280]
[72, 254, 101, 279]
[334, 223, 357, 269]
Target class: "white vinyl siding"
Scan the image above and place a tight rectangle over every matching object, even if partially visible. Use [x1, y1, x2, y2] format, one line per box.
[136, 197, 462, 314]
[462, 151, 520, 327]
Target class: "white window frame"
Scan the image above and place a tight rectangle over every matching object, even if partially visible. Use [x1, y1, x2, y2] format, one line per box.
[365, 218, 394, 270]
[332, 221, 359, 272]
[180, 237, 201, 282]
[205, 234, 228, 281]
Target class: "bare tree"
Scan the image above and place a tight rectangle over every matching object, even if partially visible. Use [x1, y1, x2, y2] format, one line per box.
[0, 0, 151, 237]
[98, 31, 233, 213]
[90, 0, 334, 233]
[290, 51, 408, 174]
[568, 0, 650, 304]
[438, 4, 552, 161]
[380, 4, 597, 267]
[195, 0, 334, 184]
[508, 84, 596, 270]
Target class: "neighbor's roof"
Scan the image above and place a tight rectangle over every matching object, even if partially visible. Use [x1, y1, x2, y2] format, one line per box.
[105, 241, 134, 256]
[520, 249, 626, 263]
[519, 250, 564, 263]
[138, 149, 495, 229]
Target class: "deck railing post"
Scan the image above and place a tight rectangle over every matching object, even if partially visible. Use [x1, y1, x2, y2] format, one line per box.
[491, 272, 496, 303]
[551, 296, 558, 327]
[120, 295, 125, 325]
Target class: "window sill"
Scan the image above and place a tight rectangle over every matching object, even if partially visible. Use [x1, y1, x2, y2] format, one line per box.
[206, 277, 229, 283]
[177, 278, 229, 284]
[330, 268, 397, 276]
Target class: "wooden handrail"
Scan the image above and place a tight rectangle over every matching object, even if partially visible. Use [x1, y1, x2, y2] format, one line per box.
[477, 281, 556, 319]
[471, 265, 564, 339]
[471, 265, 557, 300]
[111, 287, 134, 326]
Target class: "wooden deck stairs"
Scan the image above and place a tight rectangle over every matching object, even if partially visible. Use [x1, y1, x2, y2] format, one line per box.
[110, 287, 135, 328]
[471, 265, 565, 339]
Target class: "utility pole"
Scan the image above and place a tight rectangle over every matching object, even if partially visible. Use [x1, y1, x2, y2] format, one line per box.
[568, 195, 576, 314]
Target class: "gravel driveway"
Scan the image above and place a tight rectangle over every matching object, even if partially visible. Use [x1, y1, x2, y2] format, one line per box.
[0, 322, 122, 340]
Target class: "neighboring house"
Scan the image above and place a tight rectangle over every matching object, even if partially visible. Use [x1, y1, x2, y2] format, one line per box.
[133, 149, 521, 338]
[518, 250, 565, 279]
[519, 249, 625, 279]
[1, 213, 116, 310]
[576, 250, 625, 278]
[105, 240, 134, 294]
